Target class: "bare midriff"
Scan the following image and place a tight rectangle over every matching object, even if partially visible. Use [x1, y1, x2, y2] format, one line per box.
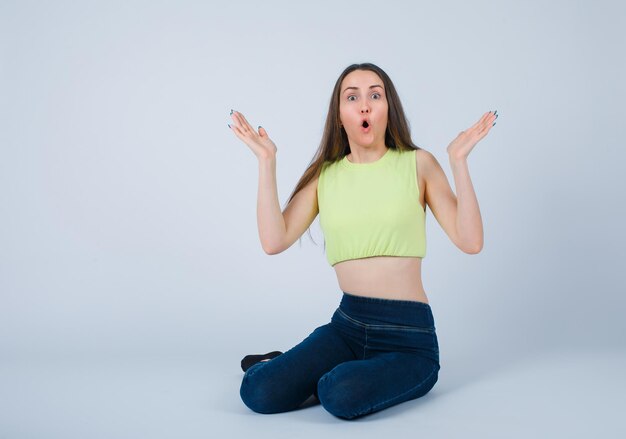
[333, 256, 429, 304]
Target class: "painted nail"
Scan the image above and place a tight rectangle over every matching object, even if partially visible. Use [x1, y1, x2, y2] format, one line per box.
[495, 114, 498, 119]
[230, 109, 233, 115]
[228, 124, 231, 128]
[258, 125, 261, 129]
[495, 110, 498, 115]
[493, 122, 496, 126]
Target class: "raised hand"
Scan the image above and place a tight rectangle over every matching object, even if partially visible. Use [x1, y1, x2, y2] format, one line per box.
[446, 110, 498, 161]
[228, 110, 277, 160]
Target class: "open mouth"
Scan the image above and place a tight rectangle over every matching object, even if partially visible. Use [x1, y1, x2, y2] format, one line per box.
[362, 120, 369, 129]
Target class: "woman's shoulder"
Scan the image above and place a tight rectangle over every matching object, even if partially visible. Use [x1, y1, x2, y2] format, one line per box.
[413, 146, 432, 159]
[413, 147, 438, 180]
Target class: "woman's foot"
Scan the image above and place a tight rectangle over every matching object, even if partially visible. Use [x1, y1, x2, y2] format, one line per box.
[240, 351, 283, 372]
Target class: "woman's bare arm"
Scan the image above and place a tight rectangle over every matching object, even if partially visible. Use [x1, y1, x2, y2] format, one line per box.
[424, 110, 496, 253]
[229, 110, 318, 254]
[256, 157, 287, 254]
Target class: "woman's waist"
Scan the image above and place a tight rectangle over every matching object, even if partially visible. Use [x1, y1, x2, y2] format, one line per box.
[335, 291, 435, 330]
[334, 256, 427, 302]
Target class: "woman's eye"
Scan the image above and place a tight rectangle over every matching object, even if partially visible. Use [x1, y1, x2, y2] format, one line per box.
[347, 93, 381, 101]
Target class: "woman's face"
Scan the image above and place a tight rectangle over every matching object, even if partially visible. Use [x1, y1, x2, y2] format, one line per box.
[339, 69, 388, 149]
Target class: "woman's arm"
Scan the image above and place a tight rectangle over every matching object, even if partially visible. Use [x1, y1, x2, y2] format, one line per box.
[229, 110, 318, 254]
[449, 157, 483, 253]
[257, 156, 319, 254]
[257, 156, 288, 254]
[229, 110, 285, 254]
[423, 110, 496, 253]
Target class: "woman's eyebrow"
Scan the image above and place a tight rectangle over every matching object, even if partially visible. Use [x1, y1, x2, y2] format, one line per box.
[342, 84, 384, 94]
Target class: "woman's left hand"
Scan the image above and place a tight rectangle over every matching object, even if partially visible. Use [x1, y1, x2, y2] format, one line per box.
[446, 111, 498, 161]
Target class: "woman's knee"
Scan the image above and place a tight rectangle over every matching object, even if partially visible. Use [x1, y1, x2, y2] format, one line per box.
[240, 362, 309, 415]
[316, 369, 362, 420]
[240, 364, 282, 414]
[316, 359, 440, 420]
[239, 323, 352, 415]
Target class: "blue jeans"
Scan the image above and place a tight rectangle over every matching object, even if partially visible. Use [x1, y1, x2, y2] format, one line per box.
[240, 291, 440, 420]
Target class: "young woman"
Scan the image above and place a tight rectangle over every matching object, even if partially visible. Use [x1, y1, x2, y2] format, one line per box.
[228, 62, 496, 420]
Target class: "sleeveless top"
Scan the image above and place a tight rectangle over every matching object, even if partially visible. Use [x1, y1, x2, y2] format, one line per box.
[317, 147, 426, 267]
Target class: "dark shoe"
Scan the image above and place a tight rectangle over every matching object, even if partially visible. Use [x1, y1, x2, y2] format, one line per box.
[241, 351, 283, 372]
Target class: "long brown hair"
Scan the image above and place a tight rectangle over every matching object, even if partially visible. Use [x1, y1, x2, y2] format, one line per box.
[284, 62, 422, 248]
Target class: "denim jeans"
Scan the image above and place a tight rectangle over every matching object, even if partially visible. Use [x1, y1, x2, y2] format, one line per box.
[240, 291, 440, 420]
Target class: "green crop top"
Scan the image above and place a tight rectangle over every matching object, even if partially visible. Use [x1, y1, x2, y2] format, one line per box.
[317, 147, 426, 267]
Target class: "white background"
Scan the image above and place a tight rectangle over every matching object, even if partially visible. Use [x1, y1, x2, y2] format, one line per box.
[1, 0, 624, 437]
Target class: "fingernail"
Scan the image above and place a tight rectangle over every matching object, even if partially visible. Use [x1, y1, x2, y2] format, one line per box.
[258, 125, 262, 129]
[493, 122, 496, 126]
[228, 124, 231, 128]
[494, 110, 498, 115]
[495, 114, 498, 119]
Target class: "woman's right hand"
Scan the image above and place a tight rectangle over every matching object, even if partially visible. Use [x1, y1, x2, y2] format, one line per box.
[228, 110, 277, 161]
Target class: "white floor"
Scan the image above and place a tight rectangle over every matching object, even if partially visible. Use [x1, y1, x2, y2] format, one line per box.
[1, 347, 624, 439]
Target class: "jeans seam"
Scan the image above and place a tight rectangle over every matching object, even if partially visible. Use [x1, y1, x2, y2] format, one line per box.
[364, 329, 368, 360]
[337, 308, 367, 328]
[337, 308, 434, 333]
